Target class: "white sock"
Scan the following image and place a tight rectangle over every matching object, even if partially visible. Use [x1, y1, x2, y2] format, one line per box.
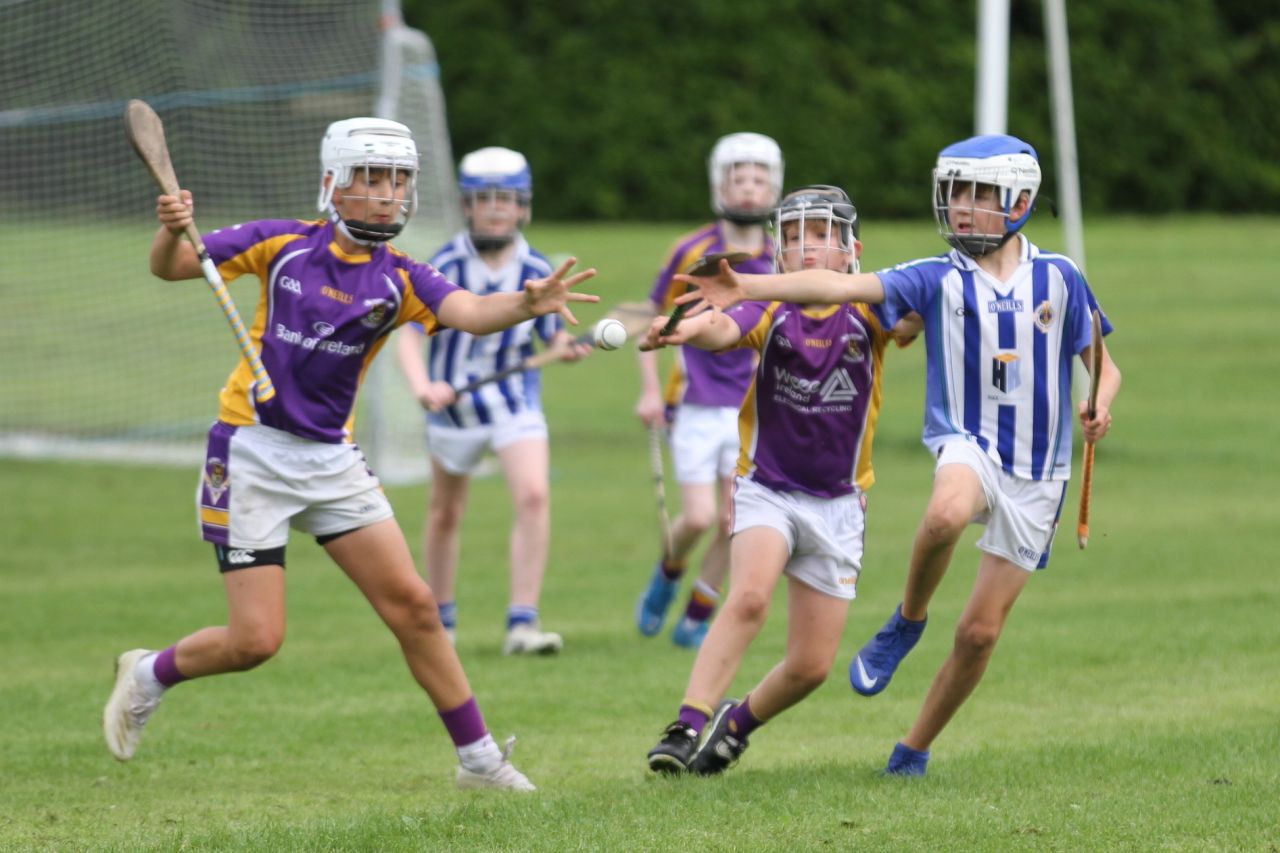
[133, 653, 167, 700]
[456, 733, 502, 773]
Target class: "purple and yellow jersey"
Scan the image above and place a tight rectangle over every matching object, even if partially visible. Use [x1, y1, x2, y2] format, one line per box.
[648, 222, 775, 408]
[875, 236, 1113, 481]
[202, 218, 460, 443]
[726, 300, 890, 498]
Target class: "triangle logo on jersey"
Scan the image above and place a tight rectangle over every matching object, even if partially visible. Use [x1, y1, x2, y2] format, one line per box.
[819, 368, 858, 402]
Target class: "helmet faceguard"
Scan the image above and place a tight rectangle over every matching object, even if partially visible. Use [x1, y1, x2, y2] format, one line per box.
[773, 185, 860, 274]
[317, 118, 419, 245]
[458, 146, 532, 252]
[932, 134, 1041, 257]
[708, 132, 784, 225]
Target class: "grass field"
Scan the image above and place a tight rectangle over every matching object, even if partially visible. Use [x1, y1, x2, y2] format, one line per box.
[1, 217, 1277, 851]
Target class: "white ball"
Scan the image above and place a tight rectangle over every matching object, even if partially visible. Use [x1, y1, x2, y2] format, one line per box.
[593, 318, 628, 351]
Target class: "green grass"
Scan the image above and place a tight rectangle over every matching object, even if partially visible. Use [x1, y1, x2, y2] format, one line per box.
[1, 216, 1278, 851]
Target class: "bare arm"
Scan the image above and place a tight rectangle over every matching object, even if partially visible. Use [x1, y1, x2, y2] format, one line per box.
[436, 256, 598, 336]
[640, 309, 743, 353]
[673, 259, 887, 311]
[393, 324, 456, 412]
[149, 190, 202, 280]
[1078, 339, 1122, 443]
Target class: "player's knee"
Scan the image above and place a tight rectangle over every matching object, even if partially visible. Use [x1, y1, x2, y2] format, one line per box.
[227, 629, 283, 670]
[953, 619, 1001, 658]
[782, 653, 832, 693]
[724, 588, 770, 626]
[920, 503, 968, 545]
[391, 581, 443, 634]
[681, 506, 716, 536]
[511, 484, 549, 519]
[427, 501, 465, 533]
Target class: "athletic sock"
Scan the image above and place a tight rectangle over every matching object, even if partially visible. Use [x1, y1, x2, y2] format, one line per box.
[659, 558, 687, 582]
[438, 601, 457, 632]
[677, 700, 712, 734]
[683, 580, 719, 622]
[456, 733, 503, 774]
[726, 695, 762, 740]
[506, 605, 537, 630]
[136, 645, 187, 697]
[439, 696, 489, 751]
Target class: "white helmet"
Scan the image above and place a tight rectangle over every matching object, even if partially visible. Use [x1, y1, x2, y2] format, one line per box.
[317, 117, 419, 244]
[773, 185, 860, 274]
[708, 132, 784, 224]
[458, 146, 532, 251]
[932, 134, 1041, 257]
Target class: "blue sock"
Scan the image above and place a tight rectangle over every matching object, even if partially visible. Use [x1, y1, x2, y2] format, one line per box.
[438, 601, 457, 631]
[506, 605, 537, 630]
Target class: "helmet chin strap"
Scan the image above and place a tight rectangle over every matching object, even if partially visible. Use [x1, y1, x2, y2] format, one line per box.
[329, 207, 402, 245]
[721, 208, 772, 226]
[469, 232, 516, 253]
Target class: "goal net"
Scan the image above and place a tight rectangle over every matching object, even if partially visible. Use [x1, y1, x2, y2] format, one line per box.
[0, 0, 457, 482]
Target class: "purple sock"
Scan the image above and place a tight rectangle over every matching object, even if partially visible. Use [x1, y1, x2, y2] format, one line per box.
[438, 697, 489, 747]
[726, 696, 762, 740]
[677, 703, 709, 733]
[153, 646, 189, 687]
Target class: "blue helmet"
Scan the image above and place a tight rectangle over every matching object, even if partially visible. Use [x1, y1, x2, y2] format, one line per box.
[458, 147, 532, 251]
[932, 134, 1041, 257]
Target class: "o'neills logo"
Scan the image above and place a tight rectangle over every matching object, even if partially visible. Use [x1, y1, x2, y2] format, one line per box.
[274, 324, 366, 356]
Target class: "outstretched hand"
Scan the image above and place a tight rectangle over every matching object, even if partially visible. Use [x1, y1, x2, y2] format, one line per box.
[523, 257, 599, 325]
[672, 258, 745, 314]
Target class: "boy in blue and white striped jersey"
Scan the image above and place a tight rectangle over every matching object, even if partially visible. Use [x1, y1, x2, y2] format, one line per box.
[396, 147, 589, 656]
[675, 135, 1122, 777]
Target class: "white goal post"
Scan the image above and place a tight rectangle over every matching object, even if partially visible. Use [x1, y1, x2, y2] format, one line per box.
[0, 0, 457, 482]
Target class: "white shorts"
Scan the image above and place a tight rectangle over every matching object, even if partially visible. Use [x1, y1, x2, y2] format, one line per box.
[936, 438, 1068, 571]
[670, 404, 739, 485]
[197, 422, 393, 549]
[426, 409, 548, 476]
[730, 476, 864, 601]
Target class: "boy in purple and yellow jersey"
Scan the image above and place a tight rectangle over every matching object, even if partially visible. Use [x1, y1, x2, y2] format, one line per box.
[674, 135, 1120, 778]
[644, 186, 905, 775]
[101, 117, 597, 792]
[634, 132, 783, 649]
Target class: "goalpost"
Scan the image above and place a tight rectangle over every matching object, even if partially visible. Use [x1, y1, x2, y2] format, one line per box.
[0, 0, 457, 482]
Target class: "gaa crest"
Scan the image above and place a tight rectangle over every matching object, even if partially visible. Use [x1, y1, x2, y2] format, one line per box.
[203, 457, 229, 504]
[360, 298, 393, 329]
[1034, 300, 1054, 333]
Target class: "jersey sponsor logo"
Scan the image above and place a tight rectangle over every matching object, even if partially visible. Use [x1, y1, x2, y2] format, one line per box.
[992, 352, 1021, 394]
[321, 285, 353, 304]
[312, 321, 335, 338]
[1034, 300, 1055, 333]
[955, 306, 974, 317]
[772, 366, 820, 398]
[202, 456, 229, 503]
[819, 368, 859, 403]
[225, 548, 256, 565]
[274, 323, 367, 357]
[987, 298, 1024, 313]
[279, 275, 302, 295]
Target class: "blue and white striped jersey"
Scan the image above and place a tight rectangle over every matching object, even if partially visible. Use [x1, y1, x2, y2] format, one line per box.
[413, 232, 562, 428]
[876, 236, 1112, 482]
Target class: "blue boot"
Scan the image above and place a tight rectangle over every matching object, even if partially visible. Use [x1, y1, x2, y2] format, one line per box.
[635, 564, 678, 637]
[849, 604, 926, 696]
